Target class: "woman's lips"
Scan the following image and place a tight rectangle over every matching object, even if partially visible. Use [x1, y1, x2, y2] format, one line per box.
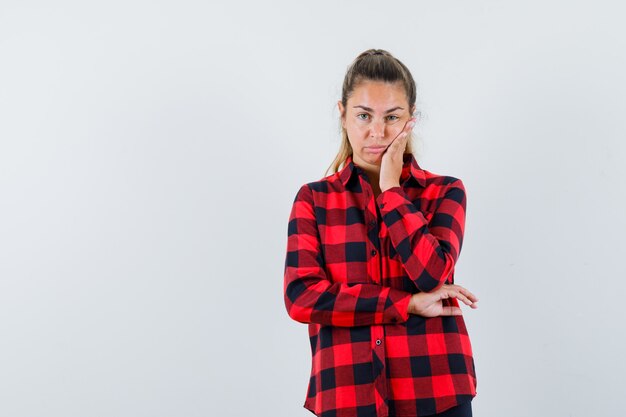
[366, 146, 387, 154]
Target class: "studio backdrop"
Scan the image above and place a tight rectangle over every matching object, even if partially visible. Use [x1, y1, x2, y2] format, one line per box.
[0, 1, 624, 417]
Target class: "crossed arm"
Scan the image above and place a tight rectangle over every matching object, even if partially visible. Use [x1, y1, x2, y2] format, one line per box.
[283, 180, 469, 327]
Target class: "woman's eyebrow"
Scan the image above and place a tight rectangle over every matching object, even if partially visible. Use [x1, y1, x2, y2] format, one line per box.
[353, 105, 404, 113]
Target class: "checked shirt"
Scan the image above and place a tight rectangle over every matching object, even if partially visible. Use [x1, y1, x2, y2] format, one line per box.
[283, 153, 477, 417]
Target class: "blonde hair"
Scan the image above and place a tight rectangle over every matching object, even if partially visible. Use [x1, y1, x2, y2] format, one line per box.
[325, 49, 422, 177]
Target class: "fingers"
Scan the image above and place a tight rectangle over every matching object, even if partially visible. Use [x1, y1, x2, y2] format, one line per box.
[386, 121, 415, 157]
[390, 117, 417, 144]
[456, 289, 478, 308]
[405, 117, 417, 131]
[400, 117, 417, 140]
[440, 284, 479, 309]
[411, 287, 476, 317]
[457, 286, 479, 305]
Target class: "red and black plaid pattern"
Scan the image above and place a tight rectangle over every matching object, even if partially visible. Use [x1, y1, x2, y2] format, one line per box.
[284, 153, 477, 417]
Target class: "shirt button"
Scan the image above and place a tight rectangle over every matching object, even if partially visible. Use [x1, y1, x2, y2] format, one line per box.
[380, 203, 386, 208]
[375, 339, 382, 345]
[369, 220, 376, 226]
[371, 249, 377, 256]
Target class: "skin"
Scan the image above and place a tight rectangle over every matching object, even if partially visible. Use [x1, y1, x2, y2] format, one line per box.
[338, 79, 479, 317]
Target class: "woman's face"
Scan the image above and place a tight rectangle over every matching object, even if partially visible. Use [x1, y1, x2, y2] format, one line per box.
[338, 80, 414, 171]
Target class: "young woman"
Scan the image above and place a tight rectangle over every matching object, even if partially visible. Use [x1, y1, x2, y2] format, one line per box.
[283, 49, 479, 417]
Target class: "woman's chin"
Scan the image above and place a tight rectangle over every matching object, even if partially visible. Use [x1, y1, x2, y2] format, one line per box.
[353, 152, 382, 167]
[364, 154, 383, 164]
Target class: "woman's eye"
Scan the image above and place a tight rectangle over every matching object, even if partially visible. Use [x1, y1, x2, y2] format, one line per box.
[356, 114, 400, 121]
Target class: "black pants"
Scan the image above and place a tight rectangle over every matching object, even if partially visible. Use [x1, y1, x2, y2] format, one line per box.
[431, 400, 472, 417]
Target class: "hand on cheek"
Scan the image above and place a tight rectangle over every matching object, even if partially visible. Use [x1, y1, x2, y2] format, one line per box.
[379, 117, 416, 192]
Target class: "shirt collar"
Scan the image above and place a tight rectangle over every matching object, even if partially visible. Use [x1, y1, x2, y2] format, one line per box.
[339, 153, 426, 188]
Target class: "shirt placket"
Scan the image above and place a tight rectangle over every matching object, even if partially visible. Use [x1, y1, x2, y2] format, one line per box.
[361, 175, 390, 417]
[362, 178, 381, 285]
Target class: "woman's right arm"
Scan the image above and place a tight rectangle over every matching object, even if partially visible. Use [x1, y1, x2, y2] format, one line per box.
[283, 184, 413, 327]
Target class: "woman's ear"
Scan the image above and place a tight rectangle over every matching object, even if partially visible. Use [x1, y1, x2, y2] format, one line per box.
[337, 100, 345, 129]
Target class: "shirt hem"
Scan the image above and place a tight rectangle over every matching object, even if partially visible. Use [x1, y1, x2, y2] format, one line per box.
[303, 393, 476, 417]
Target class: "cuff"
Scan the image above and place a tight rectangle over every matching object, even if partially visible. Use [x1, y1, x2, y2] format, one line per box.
[376, 186, 411, 214]
[384, 287, 412, 323]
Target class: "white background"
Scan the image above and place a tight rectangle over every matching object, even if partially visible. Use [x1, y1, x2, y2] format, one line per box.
[1, 1, 625, 416]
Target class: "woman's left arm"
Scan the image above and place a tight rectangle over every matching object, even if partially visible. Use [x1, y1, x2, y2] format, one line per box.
[376, 178, 467, 293]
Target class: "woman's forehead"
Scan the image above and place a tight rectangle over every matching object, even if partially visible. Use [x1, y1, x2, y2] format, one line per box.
[348, 81, 408, 109]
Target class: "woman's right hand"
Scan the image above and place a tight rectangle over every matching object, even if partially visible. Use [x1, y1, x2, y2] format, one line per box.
[408, 284, 479, 317]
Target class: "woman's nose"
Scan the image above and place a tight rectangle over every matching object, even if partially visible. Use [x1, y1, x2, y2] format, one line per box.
[370, 119, 385, 138]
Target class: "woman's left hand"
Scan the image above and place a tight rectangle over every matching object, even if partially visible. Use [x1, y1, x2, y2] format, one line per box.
[408, 284, 479, 317]
[379, 117, 417, 191]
